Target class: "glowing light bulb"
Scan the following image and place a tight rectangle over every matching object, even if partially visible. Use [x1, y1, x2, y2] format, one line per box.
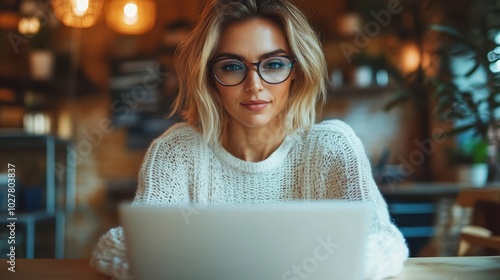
[401, 43, 421, 73]
[123, 3, 138, 25]
[73, 0, 89, 17]
[124, 3, 138, 17]
[105, 0, 156, 34]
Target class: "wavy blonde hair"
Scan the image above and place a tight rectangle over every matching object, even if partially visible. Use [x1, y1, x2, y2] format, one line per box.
[171, 0, 329, 143]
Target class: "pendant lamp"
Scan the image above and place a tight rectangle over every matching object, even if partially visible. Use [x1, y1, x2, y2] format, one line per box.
[105, 0, 156, 35]
[52, 0, 103, 28]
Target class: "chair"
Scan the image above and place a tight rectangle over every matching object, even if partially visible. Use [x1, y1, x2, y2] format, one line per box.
[456, 188, 500, 256]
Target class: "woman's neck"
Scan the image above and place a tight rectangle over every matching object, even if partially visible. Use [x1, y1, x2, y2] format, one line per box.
[220, 120, 286, 162]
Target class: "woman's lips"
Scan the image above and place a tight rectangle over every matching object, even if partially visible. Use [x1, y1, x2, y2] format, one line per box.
[240, 100, 270, 111]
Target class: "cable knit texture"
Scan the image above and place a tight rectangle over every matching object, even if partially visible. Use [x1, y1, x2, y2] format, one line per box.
[91, 119, 409, 280]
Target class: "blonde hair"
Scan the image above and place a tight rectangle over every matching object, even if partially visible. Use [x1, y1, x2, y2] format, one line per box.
[172, 0, 329, 143]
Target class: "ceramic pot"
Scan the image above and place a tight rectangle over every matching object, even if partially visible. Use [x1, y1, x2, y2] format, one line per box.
[457, 163, 488, 187]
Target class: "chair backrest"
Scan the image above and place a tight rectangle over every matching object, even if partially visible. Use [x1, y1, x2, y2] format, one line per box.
[456, 188, 500, 208]
[470, 200, 500, 235]
[455, 188, 500, 256]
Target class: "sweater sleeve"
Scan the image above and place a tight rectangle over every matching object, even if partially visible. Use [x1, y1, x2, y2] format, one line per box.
[323, 121, 409, 280]
[90, 124, 193, 279]
[89, 227, 129, 279]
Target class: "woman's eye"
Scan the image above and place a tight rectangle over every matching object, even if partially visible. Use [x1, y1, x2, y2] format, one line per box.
[263, 60, 286, 70]
[221, 63, 244, 72]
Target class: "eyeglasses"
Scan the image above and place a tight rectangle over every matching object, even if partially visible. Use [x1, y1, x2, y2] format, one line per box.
[211, 56, 296, 87]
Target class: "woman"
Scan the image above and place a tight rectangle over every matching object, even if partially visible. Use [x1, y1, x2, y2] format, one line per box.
[91, 0, 409, 279]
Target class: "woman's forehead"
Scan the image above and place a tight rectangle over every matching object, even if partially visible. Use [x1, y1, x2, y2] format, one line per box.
[217, 18, 291, 59]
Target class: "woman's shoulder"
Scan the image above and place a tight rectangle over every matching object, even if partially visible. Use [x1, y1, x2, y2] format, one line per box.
[307, 119, 359, 142]
[296, 119, 366, 158]
[149, 122, 205, 152]
[158, 122, 201, 139]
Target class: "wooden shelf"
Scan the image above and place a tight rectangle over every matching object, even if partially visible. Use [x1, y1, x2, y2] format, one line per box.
[0, 75, 60, 94]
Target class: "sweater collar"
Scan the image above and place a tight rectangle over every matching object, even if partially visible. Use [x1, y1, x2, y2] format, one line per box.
[211, 134, 298, 173]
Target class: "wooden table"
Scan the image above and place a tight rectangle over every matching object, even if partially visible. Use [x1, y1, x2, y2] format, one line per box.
[1, 256, 499, 279]
[395, 256, 500, 279]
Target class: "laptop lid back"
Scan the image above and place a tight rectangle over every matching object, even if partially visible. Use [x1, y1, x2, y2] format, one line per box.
[120, 201, 371, 280]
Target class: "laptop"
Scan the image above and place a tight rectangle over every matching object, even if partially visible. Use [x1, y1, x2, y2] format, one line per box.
[120, 201, 371, 280]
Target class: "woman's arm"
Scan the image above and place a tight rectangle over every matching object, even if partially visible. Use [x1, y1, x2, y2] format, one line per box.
[324, 121, 409, 280]
[90, 126, 193, 278]
[90, 227, 129, 279]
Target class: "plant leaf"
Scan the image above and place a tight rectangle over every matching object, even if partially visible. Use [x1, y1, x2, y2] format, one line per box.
[436, 123, 476, 139]
[465, 60, 481, 77]
[429, 24, 477, 51]
[384, 90, 408, 111]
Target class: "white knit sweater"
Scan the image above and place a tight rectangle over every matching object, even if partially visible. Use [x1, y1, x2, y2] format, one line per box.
[91, 119, 409, 280]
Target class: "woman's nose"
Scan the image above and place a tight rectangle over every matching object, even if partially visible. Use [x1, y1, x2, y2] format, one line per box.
[244, 67, 264, 93]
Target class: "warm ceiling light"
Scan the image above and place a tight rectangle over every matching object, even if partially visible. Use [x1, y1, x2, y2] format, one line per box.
[123, 3, 138, 25]
[105, 0, 156, 34]
[123, 3, 137, 17]
[73, 0, 89, 16]
[52, 0, 103, 28]
[401, 43, 421, 73]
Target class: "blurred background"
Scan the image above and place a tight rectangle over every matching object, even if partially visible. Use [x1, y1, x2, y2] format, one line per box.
[1, 0, 500, 260]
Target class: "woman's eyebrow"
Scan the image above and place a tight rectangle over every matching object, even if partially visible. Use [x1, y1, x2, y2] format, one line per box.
[259, 49, 288, 59]
[215, 49, 289, 60]
[215, 53, 244, 60]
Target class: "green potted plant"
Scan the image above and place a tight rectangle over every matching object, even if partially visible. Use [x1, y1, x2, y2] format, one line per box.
[446, 137, 489, 186]
[429, 0, 500, 141]
[427, 0, 500, 182]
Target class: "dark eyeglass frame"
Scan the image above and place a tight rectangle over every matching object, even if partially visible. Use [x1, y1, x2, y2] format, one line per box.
[210, 55, 297, 87]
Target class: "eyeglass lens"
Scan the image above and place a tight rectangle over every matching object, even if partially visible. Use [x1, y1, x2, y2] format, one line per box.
[212, 57, 293, 86]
